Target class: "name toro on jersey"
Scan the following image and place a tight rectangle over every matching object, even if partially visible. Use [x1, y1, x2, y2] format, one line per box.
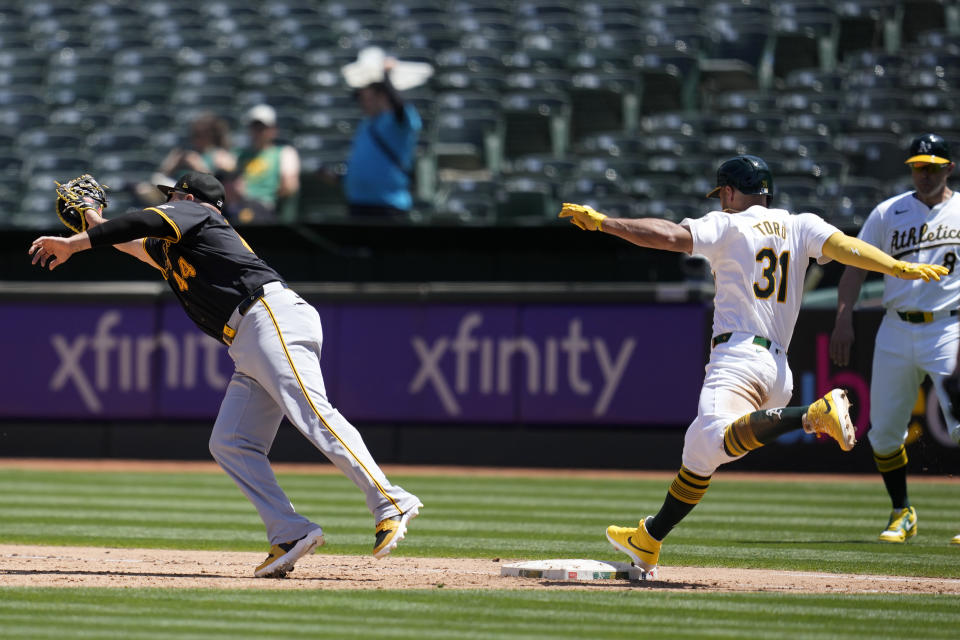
[685, 204, 839, 352]
[141, 200, 282, 342]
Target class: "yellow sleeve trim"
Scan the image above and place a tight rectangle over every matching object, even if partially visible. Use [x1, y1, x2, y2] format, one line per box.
[140, 238, 164, 272]
[144, 207, 182, 243]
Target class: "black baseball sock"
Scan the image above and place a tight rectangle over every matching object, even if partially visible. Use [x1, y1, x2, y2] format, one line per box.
[875, 446, 910, 509]
[722, 406, 808, 456]
[646, 466, 711, 541]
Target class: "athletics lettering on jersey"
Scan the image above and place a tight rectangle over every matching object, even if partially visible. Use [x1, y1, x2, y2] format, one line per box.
[859, 190, 960, 311]
[751, 220, 788, 239]
[890, 223, 960, 253]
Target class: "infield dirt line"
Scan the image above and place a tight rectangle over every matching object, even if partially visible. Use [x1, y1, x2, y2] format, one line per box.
[2, 458, 958, 484]
[2, 544, 959, 594]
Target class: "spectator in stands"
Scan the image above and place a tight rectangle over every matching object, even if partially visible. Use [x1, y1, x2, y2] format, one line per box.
[138, 112, 236, 205]
[224, 104, 301, 224]
[339, 47, 432, 219]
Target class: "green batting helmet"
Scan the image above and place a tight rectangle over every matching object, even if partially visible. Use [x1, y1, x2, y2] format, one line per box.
[706, 155, 774, 198]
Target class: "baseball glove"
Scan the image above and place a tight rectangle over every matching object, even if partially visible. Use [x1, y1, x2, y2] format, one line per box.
[55, 174, 108, 234]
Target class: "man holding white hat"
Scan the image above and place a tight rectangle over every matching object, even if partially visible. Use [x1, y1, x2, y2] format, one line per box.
[340, 47, 433, 219]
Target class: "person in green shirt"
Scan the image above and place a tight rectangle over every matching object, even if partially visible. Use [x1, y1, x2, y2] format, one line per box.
[225, 104, 301, 224]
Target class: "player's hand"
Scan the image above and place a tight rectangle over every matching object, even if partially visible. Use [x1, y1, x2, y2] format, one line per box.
[829, 320, 855, 367]
[891, 261, 949, 281]
[29, 235, 76, 270]
[558, 203, 607, 231]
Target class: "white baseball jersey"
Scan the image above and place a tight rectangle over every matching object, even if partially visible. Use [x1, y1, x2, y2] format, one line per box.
[682, 205, 840, 350]
[857, 190, 960, 450]
[858, 191, 960, 311]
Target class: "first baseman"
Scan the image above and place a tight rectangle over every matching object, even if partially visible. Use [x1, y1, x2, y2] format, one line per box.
[31, 171, 423, 577]
[830, 133, 960, 546]
[560, 155, 948, 576]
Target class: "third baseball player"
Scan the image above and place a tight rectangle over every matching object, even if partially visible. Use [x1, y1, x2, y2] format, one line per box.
[830, 133, 960, 545]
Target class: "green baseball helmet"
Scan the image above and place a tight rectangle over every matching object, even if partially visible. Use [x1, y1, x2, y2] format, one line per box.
[706, 155, 774, 198]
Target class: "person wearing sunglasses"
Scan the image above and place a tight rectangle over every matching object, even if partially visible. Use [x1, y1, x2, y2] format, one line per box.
[830, 133, 960, 545]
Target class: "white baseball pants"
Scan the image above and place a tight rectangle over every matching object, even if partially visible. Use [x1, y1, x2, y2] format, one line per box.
[209, 285, 421, 545]
[682, 333, 793, 476]
[868, 314, 960, 454]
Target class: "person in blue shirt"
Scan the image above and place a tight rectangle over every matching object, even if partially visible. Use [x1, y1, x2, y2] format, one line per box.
[344, 57, 422, 219]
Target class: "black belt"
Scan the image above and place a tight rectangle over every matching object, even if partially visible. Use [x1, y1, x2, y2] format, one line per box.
[896, 309, 959, 324]
[237, 282, 288, 316]
[222, 281, 288, 345]
[712, 333, 772, 350]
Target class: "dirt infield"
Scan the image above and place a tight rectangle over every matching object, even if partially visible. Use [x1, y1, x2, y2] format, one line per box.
[3, 459, 959, 594]
[3, 544, 960, 593]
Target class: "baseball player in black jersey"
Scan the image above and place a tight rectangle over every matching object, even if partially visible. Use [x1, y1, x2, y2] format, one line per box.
[30, 171, 423, 578]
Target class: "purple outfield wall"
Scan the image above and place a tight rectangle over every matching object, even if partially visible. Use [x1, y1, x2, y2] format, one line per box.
[0, 300, 708, 424]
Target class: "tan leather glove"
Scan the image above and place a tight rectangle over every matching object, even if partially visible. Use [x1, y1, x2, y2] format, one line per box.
[558, 202, 607, 231]
[891, 261, 949, 282]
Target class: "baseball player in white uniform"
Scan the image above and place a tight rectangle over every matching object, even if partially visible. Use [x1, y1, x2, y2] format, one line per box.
[560, 155, 948, 576]
[830, 133, 960, 545]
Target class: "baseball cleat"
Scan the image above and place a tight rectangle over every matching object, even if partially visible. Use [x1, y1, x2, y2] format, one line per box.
[803, 388, 856, 451]
[605, 516, 661, 572]
[254, 527, 325, 578]
[373, 502, 423, 559]
[951, 533, 960, 546]
[878, 507, 917, 543]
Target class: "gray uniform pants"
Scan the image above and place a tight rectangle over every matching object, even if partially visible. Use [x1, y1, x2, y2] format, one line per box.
[209, 285, 420, 544]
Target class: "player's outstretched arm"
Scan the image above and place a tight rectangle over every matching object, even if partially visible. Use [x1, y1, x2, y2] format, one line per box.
[821, 232, 949, 281]
[558, 203, 693, 253]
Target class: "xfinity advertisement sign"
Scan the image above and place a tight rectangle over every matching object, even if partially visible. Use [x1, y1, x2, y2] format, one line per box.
[1, 301, 706, 424]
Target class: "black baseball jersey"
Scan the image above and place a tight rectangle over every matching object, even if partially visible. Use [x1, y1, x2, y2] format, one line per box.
[141, 201, 283, 341]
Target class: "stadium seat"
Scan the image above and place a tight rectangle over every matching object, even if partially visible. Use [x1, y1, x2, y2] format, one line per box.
[568, 71, 639, 142]
[433, 177, 500, 224]
[776, 90, 843, 114]
[641, 197, 704, 223]
[835, 1, 889, 61]
[497, 175, 557, 225]
[633, 49, 699, 114]
[772, 133, 836, 158]
[775, 175, 821, 208]
[772, 24, 825, 81]
[575, 133, 645, 159]
[0, 107, 45, 130]
[434, 70, 507, 94]
[900, 0, 948, 45]
[567, 49, 633, 73]
[768, 152, 849, 182]
[437, 91, 501, 115]
[626, 174, 674, 201]
[504, 152, 572, 179]
[834, 133, 906, 181]
[501, 91, 570, 159]
[504, 69, 571, 94]
[298, 109, 363, 136]
[588, 194, 646, 218]
[93, 151, 158, 176]
[433, 110, 503, 172]
[706, 90, 777, 114]
[87, 128, 152, 154]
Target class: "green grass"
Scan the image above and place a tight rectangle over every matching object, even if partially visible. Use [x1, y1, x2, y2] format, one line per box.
[1, 467, 959, 639]
[0, 588, 958, 640]
[0, 468, 957, 577]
